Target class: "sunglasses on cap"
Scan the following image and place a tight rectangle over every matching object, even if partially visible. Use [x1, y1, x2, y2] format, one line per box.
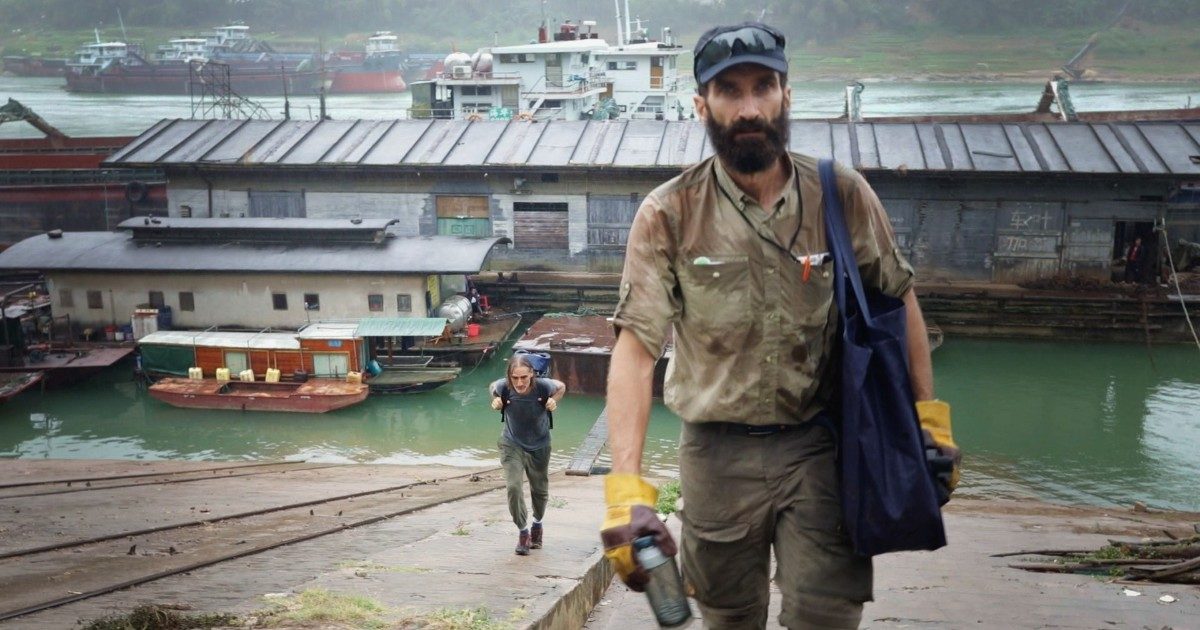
[694, 25, 786, 82]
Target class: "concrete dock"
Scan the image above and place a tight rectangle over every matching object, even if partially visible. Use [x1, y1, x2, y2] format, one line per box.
[0, 459, 1197, 629]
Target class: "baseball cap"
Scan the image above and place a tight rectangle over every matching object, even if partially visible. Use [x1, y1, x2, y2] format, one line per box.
[693, 22, 788, 86]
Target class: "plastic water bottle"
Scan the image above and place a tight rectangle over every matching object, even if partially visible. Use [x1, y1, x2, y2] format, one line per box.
[633, 535, 692, 627]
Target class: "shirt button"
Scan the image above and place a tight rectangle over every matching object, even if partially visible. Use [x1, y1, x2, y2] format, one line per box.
[822, 270, 830, 278]
[712, 271, 720, 279]
[766, 268, 775, 275]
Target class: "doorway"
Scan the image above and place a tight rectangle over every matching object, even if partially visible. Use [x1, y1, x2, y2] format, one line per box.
[1112, 221, 1156, 283]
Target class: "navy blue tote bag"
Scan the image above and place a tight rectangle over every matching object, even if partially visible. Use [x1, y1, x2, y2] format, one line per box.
[818, 159, 946, 557]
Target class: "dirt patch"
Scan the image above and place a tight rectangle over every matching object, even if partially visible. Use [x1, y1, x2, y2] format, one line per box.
[81, 604, 237, 630]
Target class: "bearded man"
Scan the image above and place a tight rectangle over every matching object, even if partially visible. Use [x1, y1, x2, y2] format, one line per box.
[599, 22, 958, 629]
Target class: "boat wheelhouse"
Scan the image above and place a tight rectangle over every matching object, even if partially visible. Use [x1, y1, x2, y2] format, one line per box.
[154, 38, 208, 64]
[409, 18, 691, 121]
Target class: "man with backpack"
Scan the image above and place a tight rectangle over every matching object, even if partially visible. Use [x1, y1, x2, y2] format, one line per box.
[490, 353, 566, 555]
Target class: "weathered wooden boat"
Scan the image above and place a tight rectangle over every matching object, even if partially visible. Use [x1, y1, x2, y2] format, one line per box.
[148, 377, 368, 413]
[0, 345, 134, 387]
[406, 313, 522, 368]
[367, 362, 462, 395]
[0, 371, 43, 402]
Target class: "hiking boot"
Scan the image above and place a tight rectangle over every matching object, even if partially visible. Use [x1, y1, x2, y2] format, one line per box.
[515, 529, 531, 556]
[530, 523, 543, 549]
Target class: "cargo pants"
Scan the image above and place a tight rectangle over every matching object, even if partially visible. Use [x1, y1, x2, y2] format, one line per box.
[678, 421, 872, 630]
[499, 437, 551, 530]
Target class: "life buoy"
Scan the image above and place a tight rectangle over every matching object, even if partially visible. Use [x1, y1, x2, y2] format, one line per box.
[125, 180, 149, 203]
[515, 112, 533, 122]
[466, 113, 484, 122]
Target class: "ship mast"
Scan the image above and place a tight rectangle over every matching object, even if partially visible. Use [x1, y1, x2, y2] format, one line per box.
[613, 0, 624, 46]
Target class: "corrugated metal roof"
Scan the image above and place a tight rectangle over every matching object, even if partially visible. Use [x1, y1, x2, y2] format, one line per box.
[297, 321, 360, 339]
[0, 231, 510, 274]
[104, 119, 1200, 176]
[354, 317, 448, 337]
[138, 330, 300, 350]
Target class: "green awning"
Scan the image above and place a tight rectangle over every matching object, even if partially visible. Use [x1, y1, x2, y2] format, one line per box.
[355, 317, 448, 338]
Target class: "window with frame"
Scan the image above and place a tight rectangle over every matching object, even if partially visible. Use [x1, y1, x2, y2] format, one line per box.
[396, 294, 412, 312]
[179, 291, 195, 312]
[368, 294, 384, 312]
[87, 290, 103, 309]
[272, 293, 288, 310]
[607, 61, 636, 71]
[59, 289, 73, 308]
[304, 293, 320, 311]
[148, 291, 165, 309]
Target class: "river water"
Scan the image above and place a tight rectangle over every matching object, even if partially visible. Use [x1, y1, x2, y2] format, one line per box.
[1, 333, 1197, 511]
[1, 75, 1197, 138]
[1, 75, 1198, 511]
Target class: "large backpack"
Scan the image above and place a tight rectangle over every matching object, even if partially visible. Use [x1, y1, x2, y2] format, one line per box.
[496, 380, 554, 430]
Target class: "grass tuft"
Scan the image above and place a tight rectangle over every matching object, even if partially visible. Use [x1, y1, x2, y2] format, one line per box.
[253, 588, 388, 629]
[397, 606, 512, 630]
[656, 480, 681, 515]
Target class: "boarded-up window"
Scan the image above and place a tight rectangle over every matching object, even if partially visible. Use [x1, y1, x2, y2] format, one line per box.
[148, 291, 165, 308]
[179, 292, 195, 312]
[248, 190, 306, 218]
[368, 294, 384, 312]
[304, 293, 320, 311]
[272, 293, 288, 310]
[587, 195, 639, 249]
[87, 290, 103, 309]
[396, 294, 412, 312]
[513, 202, 568, 249]
[59, 289, 73, 308]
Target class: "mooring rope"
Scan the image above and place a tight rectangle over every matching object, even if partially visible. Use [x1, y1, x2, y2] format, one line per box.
[1156, 220, 1200, 353]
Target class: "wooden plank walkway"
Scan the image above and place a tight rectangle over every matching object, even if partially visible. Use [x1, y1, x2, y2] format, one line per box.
[567, 407, 608, 476]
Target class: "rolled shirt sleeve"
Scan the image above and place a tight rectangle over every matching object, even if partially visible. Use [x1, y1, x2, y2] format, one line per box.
[836, 164, 915, 298]
[611, 194, 680, 359]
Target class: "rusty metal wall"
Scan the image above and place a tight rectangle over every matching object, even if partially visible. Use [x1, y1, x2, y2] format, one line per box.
[993, 201, 1065, 284]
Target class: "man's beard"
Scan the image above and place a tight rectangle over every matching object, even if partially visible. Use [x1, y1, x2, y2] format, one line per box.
[706, 106, 790, 174]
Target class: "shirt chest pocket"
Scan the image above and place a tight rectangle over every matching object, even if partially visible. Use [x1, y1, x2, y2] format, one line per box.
[678, 254, 751, 333]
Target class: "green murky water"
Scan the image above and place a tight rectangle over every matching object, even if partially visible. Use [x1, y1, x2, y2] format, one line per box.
[1, 335, 1197, 511]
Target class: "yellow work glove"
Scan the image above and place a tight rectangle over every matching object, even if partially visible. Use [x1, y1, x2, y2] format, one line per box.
[545, 397, 558, 412]
[490, 396, 503, 411]
[916, 400, 961, 505]
[600, 474, 676, 592]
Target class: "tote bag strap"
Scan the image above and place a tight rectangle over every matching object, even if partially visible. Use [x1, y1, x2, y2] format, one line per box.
[819, 158, 875, 328]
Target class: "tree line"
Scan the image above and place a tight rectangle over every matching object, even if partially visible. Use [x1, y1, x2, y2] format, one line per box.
[2, 0, 1198, 47]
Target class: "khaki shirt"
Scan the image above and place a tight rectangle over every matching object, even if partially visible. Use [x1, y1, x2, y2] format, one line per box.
[612, 153, 914, 425]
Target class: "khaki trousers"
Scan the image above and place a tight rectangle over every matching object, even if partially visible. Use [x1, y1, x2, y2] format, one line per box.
[679, 422, 871, 630]
[499, 438, 551, 530]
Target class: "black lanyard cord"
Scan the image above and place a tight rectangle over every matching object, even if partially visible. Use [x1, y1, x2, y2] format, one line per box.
[717, 167, 806, 264]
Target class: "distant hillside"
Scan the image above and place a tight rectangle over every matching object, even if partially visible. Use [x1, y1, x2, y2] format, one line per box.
[2, 0, 1197, 81]
[2, 0, 1199, 45]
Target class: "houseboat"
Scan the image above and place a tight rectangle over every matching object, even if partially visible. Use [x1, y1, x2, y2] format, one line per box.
[137, 318, 467, 396]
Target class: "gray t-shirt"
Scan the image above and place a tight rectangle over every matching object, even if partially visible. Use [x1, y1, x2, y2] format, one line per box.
[492, 377, 554, 451]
